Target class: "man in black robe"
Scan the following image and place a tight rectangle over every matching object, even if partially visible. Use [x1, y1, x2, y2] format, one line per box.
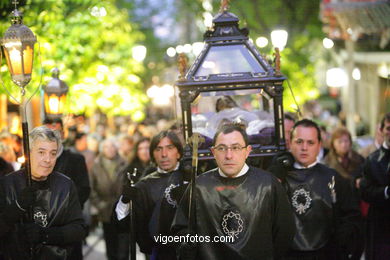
[270, 119, 361, 260]
[360, 112, 390, 260]
[115, 130, 187, 259]
[44, 118, 90, 260]
[173, 124, 295, 260]
[0, 126, 86, 260]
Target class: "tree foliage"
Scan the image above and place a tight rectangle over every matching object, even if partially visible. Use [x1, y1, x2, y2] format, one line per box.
[0, 0, 148, 120]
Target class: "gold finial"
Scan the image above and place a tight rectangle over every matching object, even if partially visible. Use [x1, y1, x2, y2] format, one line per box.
[273, 47, 281, 77]
[220, 0, 230, 12]
[178, 53, 188, 81]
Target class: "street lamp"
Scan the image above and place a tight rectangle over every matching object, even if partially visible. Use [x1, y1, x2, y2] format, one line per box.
[271, 29, 288, 51]
[43, 68, 69, 119]
[0, 2, 39, 191]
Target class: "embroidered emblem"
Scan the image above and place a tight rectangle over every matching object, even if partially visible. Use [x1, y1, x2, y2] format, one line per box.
[328, 176, 336, 203]
[164, 183, 180, 207]
[291, 188, 312, 215]
[33, 210, 48, 227]
[221, 210, 244, 240]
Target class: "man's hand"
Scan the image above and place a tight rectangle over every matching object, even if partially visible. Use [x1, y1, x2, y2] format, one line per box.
[121, 184, 137, 204]
[23, 223, 64, 245]
[267, 151, 294, 182]
[23, 223, 44, 244]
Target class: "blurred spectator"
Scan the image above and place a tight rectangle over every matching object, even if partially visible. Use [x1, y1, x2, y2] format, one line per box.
[0, 132, 22, 159]
[284, 112, 296, 150]
[118, 134, 134, 164]
[324, 127, 365, 180]
[88, 133, 101, 155]
[317, 125, 330, 162]
[90, 138, 128, 260]
[73, 132, 96, 173]
[0, 142, 21, 171]
[359, 124, 384, 158]
[0, 157, 13, 176]
[121, 137, 152, 183]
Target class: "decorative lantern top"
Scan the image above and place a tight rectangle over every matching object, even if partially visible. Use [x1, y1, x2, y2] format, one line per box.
[2, 10, 37, 44]
[43, 68, 69, 95]
[1, 6, 37, 89]
[176, 8, 284, 90]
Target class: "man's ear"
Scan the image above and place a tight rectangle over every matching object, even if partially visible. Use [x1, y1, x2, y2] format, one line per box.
[245, 145, 252, 158]
[210, 147, 216, 157]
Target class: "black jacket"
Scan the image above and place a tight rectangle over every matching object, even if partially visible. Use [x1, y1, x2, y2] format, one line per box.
[359, 146, 390, 260]
[0, 170, 86, 260]
[54, 149, 90, 208]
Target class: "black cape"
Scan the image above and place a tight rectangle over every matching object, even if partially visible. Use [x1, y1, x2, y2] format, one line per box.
[360, 146, 390, 260]
[0, 170, 86, 260]
[172, 166, 295, 260]
[283, 163, 361, 260]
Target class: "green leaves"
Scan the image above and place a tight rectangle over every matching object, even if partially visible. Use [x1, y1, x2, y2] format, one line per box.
[0, 0, 148, 120]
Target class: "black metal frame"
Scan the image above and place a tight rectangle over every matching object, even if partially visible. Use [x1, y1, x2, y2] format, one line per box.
[176, 10, 287, 160]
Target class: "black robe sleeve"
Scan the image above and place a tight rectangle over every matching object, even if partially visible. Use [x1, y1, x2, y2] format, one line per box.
[0, 178, 12, 237]
[271, 177, 296, 258]
[333, 173, 362, 256]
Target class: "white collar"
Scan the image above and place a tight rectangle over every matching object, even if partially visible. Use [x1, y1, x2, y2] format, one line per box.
[383, 142, 389, 150]
[218, 163, 249, 178]
[157, 162, 180, 174]
[294, 160, 318, 169]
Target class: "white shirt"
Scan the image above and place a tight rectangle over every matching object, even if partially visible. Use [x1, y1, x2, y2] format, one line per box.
[218, 163, 249, 178]
[293, 160, 318, 169]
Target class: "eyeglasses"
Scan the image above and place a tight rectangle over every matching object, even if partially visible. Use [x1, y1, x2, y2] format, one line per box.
[212, 144, 247, 153]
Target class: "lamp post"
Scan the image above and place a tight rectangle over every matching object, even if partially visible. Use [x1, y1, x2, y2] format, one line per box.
[43, 68, 69, 119]
[0, 2, 38, 188]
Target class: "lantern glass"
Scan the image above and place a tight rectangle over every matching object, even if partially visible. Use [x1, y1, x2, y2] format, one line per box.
[3, 42, 34, 76]
[44, 92, 66, 116]
[194, 44, 266, 77]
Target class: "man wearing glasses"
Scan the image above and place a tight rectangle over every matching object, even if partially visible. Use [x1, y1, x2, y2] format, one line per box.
[173, 124, 295, 260]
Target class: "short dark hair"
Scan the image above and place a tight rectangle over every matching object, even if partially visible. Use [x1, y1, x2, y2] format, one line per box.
[284, 112, 296, 122]
[150, 131, 183, 163]
[380, 112, 390, 130]
[291, 119, 322, 142]
[212, 123, 249, 146]
[43, 117, 63, 128]
[75, 132, 87, 141]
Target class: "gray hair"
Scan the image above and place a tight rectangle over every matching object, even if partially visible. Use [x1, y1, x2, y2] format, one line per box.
[98, 137, 118, 153]
[30, 126, 63, 156]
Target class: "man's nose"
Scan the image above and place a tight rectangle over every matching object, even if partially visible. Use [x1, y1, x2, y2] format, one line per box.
[225, 148, 233, 159]
[42, 154, 51, 162]
[161, 147, 168, 157]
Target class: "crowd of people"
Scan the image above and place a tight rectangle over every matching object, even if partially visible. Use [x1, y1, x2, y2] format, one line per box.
[0, 110, 389, 260]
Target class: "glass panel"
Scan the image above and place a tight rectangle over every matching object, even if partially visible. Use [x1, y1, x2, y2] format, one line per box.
[194, 45, 266, 76]
[191, 89, 275, 148]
